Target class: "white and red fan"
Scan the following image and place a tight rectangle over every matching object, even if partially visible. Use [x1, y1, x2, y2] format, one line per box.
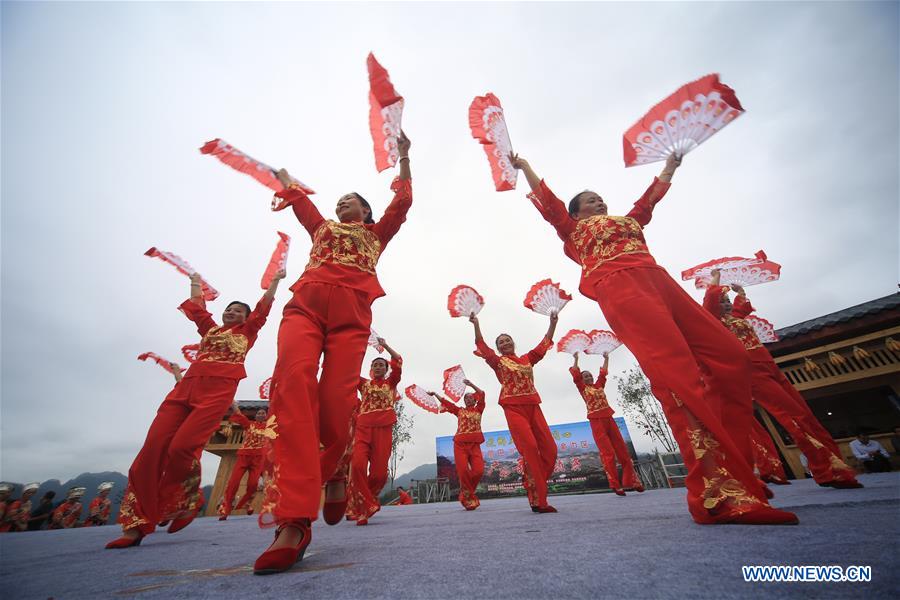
[367, 53, 404, 172]
[623, 74, 745, 167]
[181, 343, 200, 363]
[447, 285, 485, 318]
[368, 329, 385, 354]
[682, 251, 781, 289]
[261, 232, 290, 289]
[746, 316, 779, 343]
[584, 330, 622, 356]
[557, 329, 592, 355]
[404, 384, 440, 414]
[138, 352, 180, 374]
[259, 377, 272, 400]
[523, 279, 572, 316]
[469, 93, 517, 191]
[442, 365, 467, 402]
[144, 247, 219, 301]
[199, 138, 314, 194]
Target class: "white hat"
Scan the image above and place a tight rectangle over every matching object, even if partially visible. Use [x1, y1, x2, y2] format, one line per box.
[98, 482, 115, 492]
[0, 483, 12, 493]
[23, 482, 40, 493]
[67, 487, 86, 499]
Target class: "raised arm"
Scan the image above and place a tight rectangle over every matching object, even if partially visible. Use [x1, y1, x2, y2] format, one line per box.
[626, 153, 681, 227]
[569, 353, 586, 392]
[702, 269, 726, 319]
[188, 272, 204, 304]
[509, 153, 575, 239]
[730, 284, 755, 318]
[179, 280, 217, 336]
[171, 363, 184, 384]
[374, 131, 413, 244]
[526, 312, 557, 365]
[429, 391, 459, 415]
[546, 310, 559, 341]
[274, 169, 326, 237]
[229, 403, 251, 428]
[243, 270, 284, 335]
[597, 354, 609, 387]
[470, 314, 499, 367]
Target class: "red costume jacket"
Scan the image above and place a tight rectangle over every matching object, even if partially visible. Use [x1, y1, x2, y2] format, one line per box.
[438, 391, 486, 443]
[356, 359, 403, 428]
[569, 367, 614, 419]
[229, 412, 272, 456]
[528, 178, 671, 300]
[703, 286, 766, 358]
[475, 338, 552, 406]
[274, 178, 413, 303]
[178, 295, 273, 380]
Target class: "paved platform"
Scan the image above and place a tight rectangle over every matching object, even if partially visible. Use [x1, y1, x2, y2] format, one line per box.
[1, 472, 898, 599]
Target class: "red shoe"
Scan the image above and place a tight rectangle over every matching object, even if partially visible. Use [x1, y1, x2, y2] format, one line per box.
[761, 475, 791, 486]
[157, 521, 170, 527]
[218, 515, 227, 521]
[719, 506, 799, 526]
[105, 530, 144, 549]
[323, 481, 348, 526]
[828, 480, 864, 489]
[246, 506, 254, 515]
[356, 518, 368, 526]
[253, 520, 312, 575]
[614, 489, 626, 497]
[536, 505, 557, 513]
[762, 484, 774, 499]
[167, 511, 197, 534]
[633, 484, 645, 493]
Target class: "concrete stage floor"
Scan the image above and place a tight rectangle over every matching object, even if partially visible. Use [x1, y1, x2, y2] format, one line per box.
[1, 472, 898, 599]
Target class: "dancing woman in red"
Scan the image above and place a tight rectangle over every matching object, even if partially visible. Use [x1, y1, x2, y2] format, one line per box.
[345, 339, 403, 526]
[219, 403, 274, 520]
[106, 270, 285, 549]
[510, 153, 796, 525]
[570, 352, 643, 496]
[429, 379, 487, 510]
[254, 133, 413, 574]
[703, 271, 861, 489]
[469, 312, 559, 513]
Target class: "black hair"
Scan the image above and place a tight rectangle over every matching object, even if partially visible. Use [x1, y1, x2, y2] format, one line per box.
[495, 333, 513, 348]
[371, 357, 389, 367]
[225, 301, 252, 316]
[352, 193, 376, 224]
[568, 191, 593, 218]
[397, 486, 405, 491]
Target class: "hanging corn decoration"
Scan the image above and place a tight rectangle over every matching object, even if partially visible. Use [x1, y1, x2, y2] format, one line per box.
[853, 346, 871, 360]
[828, 351, 846, 367]
[803, 357, 822, 374]
[886, 337, 900, 353]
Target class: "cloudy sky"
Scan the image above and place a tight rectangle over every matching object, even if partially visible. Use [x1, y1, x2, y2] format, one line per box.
[2, 2, 897, 486]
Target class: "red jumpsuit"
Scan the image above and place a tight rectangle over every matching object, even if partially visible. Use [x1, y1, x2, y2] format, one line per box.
[397, 490, 413, 505]
[49, 500, 83, 529]
[570, 367, 642, 491]
[262, 178, 412, 526]
[703, 287, 859, 486]
[345, 359, 402, 522]
[221, 412, 273, 517]
[528, 180, 771, 523]
[118, 294, 272, 534]
[438, 392, 486, 510]
[476, 338, 558, 509]
[749, 417, 789, 484]
[0, 498, 32, 532]
[82, 496, 112, 527]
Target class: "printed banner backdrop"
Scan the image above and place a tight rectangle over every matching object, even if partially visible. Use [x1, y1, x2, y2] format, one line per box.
[436, 418, 636, 498]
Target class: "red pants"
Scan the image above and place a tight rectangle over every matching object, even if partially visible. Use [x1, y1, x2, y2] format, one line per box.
[346, 425, 392, 520]
[119, 376, 236, 533]
[503, 404, 557, 508]
[265, 283, 371, 523]
[595, 268, 768, 523]
[454, 441, 485, 509]
[589, 417, 641, 490]
[222, 453, 266, 516]
[749, 417, 788, 483]
[750, 358, 857, 484]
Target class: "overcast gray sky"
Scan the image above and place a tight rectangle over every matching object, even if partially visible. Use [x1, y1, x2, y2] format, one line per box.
[2, 2, 898, 486]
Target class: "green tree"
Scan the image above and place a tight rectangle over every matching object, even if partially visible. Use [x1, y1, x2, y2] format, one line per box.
[389, 399, 415, 489]
[615, 366, 677, 453]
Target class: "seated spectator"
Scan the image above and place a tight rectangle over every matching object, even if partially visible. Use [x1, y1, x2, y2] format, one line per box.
[849, 432, 891, 473]
[396, 487, 413, 505]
